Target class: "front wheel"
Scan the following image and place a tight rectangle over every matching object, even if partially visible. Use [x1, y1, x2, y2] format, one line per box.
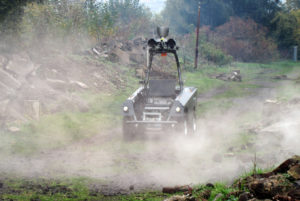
[189, 111, 197, 135]
[122, 119, 135, 141]
[180, 111, 197, 136]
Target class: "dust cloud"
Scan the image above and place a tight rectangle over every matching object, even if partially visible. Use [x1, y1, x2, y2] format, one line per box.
[1, 77, 299, 193]
[0, 20, 299, 193]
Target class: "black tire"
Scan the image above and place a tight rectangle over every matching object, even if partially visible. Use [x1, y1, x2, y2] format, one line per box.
[188, 111, 197, 135]
[179, 111, 197, 136]
[136, 125, 145, 140]
[176, 117, 188, 136]
[122, 119, 135, 141]
[183, 118, 189, 136]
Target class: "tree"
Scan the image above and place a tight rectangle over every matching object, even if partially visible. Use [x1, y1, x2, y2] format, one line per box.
[286, 0, 300, 11]
[214, 17, 279, 61]
[229, 0, 281, 27]
[162, 0, 281, 34]
[162, 0, 233, 34]
[271, 11, 299, 48]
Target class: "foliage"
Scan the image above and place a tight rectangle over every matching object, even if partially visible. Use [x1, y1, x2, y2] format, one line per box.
[179, 18, 278, 63]
[200, 42, 233, 65]
[162, 0, 233, 34]
[271, 11, 300, 50]
[0, 0, 39, 51]
[228, 0, 281, 28]
[286, 0, 300, 11]
[0, 0, 152, 52]
[178, 31, 232, 68]
[214, 17, 279, 62]
[162, 0, 281, 34]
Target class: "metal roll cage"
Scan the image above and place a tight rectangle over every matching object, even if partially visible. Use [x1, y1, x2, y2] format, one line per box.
[144, 47, 183, 92]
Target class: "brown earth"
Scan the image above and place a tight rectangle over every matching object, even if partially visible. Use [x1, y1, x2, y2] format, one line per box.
[0, 37, 149, 129]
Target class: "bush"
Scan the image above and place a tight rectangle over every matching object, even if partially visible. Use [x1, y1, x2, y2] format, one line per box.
[178, 31, 232, 68]
[200, 42, 233, 65]
[214, 17, 279, 62]
[1, 0, 152, 53]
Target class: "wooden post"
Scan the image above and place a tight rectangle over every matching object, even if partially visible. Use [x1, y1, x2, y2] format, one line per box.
[194, 2, 201, 69]
[294, 46, 298, 62]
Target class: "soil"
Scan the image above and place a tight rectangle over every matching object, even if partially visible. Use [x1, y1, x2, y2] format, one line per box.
[1, 42, 300, 198]
[1, 70, 300, 197]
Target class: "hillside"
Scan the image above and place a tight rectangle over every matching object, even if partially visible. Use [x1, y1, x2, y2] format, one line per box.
[0, 45, 300, 200]
[1, 1, 300, 200]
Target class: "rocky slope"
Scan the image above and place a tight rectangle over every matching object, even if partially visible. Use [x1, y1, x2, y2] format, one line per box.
[0, 38, 147, 130]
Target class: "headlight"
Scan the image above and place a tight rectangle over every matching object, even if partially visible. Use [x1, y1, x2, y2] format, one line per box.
[175, 107, 181, 113]
[123, 106, 129, 112]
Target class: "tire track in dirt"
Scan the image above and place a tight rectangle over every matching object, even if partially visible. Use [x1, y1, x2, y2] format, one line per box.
[1, 71, 300, 195]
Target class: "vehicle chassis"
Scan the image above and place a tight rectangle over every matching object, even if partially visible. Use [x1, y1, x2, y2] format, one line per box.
[122, 35, 197, 140]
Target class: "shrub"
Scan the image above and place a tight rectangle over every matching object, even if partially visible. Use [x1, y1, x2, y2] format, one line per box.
[200, 42, 233, 65]
[178, 30, 232, 68]
[214, 17, 279, 62]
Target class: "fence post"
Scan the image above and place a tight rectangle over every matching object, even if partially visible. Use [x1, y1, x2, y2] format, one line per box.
[294, 46, 298, 62]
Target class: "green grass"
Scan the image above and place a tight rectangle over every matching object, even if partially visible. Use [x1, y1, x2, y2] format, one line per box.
[2, 60, 298, 155]
[0, 177, 241, 201]
[0, 177, 169, 201]
[183, 61, 300, 117]
[0, 60, 139, 155]
[1, 61, 300, 200]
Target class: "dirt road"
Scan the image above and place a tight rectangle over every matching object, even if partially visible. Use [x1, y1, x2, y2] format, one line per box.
[1, 71, 300, 195]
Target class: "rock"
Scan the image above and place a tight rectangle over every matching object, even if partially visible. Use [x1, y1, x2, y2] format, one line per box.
[206, 183, 214, 188]
[228, 70, 242, 82]
[288, 165, 300, 180]
[163, 185, 193, 194]
[92, 47, 101, 56]
[198, 189, 211, 200]
[224, 152, 235, 158]
[214, 70, 242, 82]
[287, 187, 300, 200]
[273, 195, 293, 201]
[0, 69, 21, 90]
[135, 68, 145, 79]
[46, 78, 67, 90]
[108, 52, 119, 63]
[215, 73, 227, 81]
[24, 100, 40, 120]
[273, 157, 299, 174]
[249, 175, 293, 199]
[272, 75, 288, 80]
[8, 126, 20, 132]
[133, 37, 144, 46]
[164, 195, 195, 201]
[5, 55, 37, 80]
[120, 42, 132, 51]
[0, 99, 9, 114]
[0, 55, 8, 68]
[238, 192, 254, 201]
[212, 193, 223, 201]
[129, 53, 144, 64]
[265, 99, 280, 104]
[70, 80, 89, 89]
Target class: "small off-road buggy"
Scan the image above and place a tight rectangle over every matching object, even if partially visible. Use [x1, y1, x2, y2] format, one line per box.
[122, 27, 197, 140]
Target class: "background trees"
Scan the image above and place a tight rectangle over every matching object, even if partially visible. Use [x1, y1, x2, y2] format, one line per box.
[162, 0, 281, 34]
[0, 0, 152, 52]
[0, 0, 299, 62]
